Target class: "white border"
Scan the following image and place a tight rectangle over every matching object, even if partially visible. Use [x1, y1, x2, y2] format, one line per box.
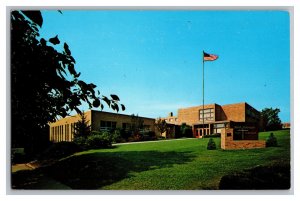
[2, 0, 299, 200]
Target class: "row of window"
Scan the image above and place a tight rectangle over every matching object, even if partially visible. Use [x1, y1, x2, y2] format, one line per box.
[100, 120, 151, 132]
[100, 120, 117, 131]
[51, 121, 153, 142]
[199, 108, 214, 121]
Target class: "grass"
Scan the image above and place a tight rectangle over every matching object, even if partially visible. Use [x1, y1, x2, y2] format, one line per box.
[11, 130, 290, 190]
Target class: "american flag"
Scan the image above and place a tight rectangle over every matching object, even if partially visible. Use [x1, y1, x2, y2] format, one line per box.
[203, 52, 218, 61]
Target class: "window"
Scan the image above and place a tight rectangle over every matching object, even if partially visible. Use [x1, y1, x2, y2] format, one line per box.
[199, 108, 214, 121]
[213, 123, 225, 129]
[100, 121, 117, 131]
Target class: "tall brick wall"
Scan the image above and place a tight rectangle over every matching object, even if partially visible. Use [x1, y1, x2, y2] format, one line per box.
[221, 103, 246, 122]
[177, 104, 217, 125]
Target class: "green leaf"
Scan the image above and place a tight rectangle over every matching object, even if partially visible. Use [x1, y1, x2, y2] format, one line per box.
[102, 96, 111, 107]
[49, 35, 60, 45]
[110, 94, 120, 101]
[74, 107, 82, 115]
[22, 11, 43, 27]
[121, 104, 126, 111]
[64, 43, 71, 55]
[112, 103, 119, 112]
[92, 99, 100, 107]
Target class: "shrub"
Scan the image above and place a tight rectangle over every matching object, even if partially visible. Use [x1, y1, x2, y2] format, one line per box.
[143, 131, 157, 141]
[219, 162, 290, 189]
[180, 123, 193, 138]
[111, 129, 123, 143]
[119, 129, 132, 141]
[87, 131, 112, 148]
[73, 136, 88, 150]
[11, 148, 26, 164]
[207, 138, 217, 150]
[203, 133, 221, 138]
[266, 132, 278, 147]
[38, 141, 82, 160]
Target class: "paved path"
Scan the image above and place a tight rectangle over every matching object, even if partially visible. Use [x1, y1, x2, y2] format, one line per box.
[11, 163, 33, 173]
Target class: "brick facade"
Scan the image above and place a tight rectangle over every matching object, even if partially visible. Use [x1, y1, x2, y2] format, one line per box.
[49, 110, 156, 142]
[165, 102, 261, 138]
[221, 128, 266, 150]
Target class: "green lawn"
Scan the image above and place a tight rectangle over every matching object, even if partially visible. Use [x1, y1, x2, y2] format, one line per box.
[12, 130, 290, 190]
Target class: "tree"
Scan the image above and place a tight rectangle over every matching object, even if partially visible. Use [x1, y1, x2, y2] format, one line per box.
[155, 118, 168, 137]
[266, 132, 278, 147]
[130, 114, 144, 132]
[207, 138, 217, 150]
[74, 111, 91, 138]
[180, 123, 193, 138]
[129, 114, 144, 141]
[11, 10, 125, 155]
[261, 108, 282, 131]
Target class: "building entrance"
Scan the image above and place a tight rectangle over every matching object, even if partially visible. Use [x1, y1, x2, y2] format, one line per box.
[194, 124, 210, 138]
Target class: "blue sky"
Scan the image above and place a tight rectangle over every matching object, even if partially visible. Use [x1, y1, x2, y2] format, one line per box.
[39, 10, 290, 122]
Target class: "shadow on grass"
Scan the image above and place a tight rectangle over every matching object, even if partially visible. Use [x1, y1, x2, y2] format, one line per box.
[219, 160, 290, 190]
[13, 150, 195, 189]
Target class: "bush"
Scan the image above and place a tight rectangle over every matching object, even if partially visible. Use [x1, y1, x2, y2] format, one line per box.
[180, 123, 193, 138]
[73, 136, 88, 150]
[38, 141, 82, 160]
[266, 132, 278, 147]
[87, 131, 112, 148]
[111, 129, 124, 143]
[203, 133, 221, 138]
[207, 138, 217, 150]
[11, 148, 26, 164]
[219, 161, 290, 189]
[120, 129, 132, 141]
[142, 131, 157, 141]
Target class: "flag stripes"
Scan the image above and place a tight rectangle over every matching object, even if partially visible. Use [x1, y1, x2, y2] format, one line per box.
[203, 52, 218, 61]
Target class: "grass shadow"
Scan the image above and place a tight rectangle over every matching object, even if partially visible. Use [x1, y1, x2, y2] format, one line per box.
[13, 150, 195, 189]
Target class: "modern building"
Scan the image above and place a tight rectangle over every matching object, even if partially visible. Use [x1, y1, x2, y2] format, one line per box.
[164, 102, 261, 139]
[49, 110, 156, 142]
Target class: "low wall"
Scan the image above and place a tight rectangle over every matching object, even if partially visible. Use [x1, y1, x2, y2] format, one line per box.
[224, 140, 266, 150]
[221, 128, 266, 150]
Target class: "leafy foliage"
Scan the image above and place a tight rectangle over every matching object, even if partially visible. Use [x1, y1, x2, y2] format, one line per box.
[261, 108, 282, 131]
[73, 136, 88, 150]
[207, 138, 217, 150]
[74, 111, 91, 138]
[38, 141, 82, 160]
[219, 161, 290, 189]
[180, 123, 193, 138]
[203, 133, 221, 138]
[130, 114, 144, 135]
[11, 10, 124, 154]
[266, 132, 278, 147]
[87, 131, 112, 148]
[155, 118, 168, 136]
[111, 129, 123, 143]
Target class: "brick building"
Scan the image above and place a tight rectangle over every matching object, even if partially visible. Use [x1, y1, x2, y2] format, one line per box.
[49, 110, 156, 142]
[164, 102, 261, 139]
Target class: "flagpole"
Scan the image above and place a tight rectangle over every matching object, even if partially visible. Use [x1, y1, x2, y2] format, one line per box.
[202, 50, 205, 138]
